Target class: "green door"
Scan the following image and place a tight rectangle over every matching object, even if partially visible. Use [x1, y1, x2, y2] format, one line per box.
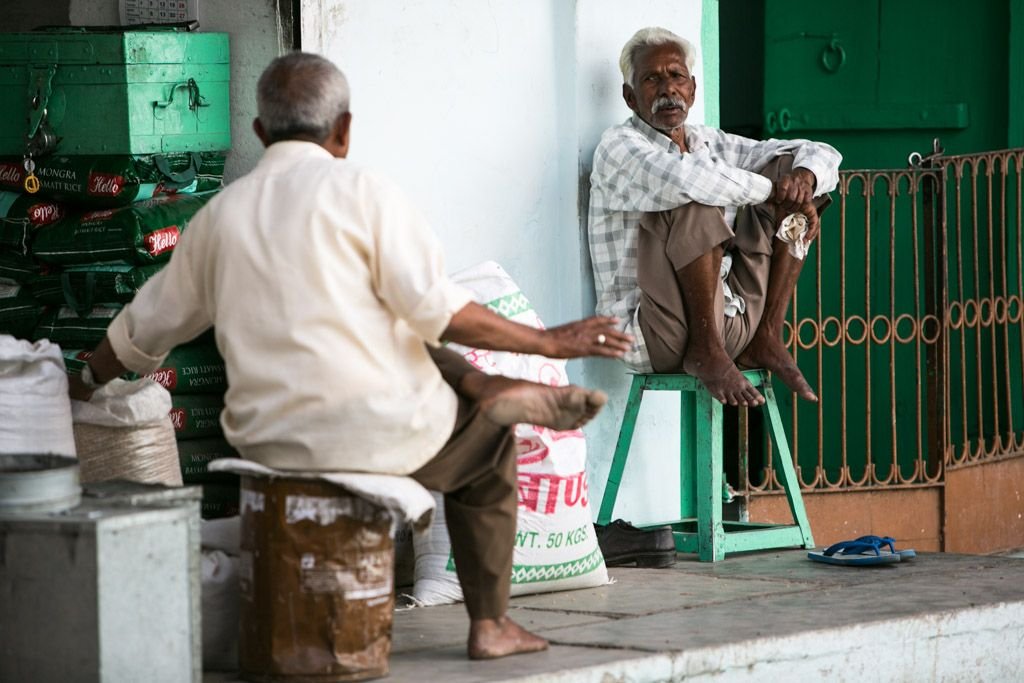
[721, 0, 1012, 490]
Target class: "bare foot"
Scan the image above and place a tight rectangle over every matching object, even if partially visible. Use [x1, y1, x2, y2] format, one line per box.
[682, 344, 764, 406]
[736, 334, 817, 402]
[468, 375, 607, 430]
[468, 616, 549, 660]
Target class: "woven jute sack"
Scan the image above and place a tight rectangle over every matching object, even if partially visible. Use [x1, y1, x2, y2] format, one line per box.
[72, 378, 182, 486]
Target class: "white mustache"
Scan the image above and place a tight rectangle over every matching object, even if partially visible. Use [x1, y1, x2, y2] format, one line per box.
[651, 97, 688, 116]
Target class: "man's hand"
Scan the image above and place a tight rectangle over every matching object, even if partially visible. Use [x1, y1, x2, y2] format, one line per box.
[769, 168, 816, 214]
[540, 316, 632, 359]
[443, 303, 632, 360]
[68, 373, 95, 402]
[776, 201, 821, 243]
[66, 338, 126, 403]
[801, 201, 821, 242]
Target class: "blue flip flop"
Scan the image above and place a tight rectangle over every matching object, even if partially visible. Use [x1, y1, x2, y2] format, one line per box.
[807, 537, 901, 566]
[853, 535, 917, 561]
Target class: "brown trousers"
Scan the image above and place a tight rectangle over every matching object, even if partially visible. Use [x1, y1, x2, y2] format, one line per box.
[637, 155, 829, 372]
[410, 346, 517, 619]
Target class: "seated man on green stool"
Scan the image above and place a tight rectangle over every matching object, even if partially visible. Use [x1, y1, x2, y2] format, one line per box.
[588, 27, 842, 407]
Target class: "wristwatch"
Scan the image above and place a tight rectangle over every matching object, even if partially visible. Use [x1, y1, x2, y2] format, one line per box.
[79, 362, 106, 390]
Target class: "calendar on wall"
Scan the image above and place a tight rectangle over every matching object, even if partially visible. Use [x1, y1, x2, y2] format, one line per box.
[120, 0, 199, 25]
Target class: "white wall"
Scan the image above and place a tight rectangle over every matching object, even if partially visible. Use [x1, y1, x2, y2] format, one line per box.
[304, 0, 713, 524]
[302, 0, 583, 323]
[574, 0, 708, 524]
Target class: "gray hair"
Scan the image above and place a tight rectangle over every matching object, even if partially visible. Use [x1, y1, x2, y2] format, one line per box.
[256, 52, 351, 143]
[619, 27, 696, 86]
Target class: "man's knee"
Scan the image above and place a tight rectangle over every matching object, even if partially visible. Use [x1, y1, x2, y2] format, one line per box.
[640, 202, 728, 241]
[658, 202, 725, 225]
[757, 154, 795, 182]
[638, 202, 733, 272]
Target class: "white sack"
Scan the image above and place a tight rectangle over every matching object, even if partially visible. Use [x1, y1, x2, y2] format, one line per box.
[200, 549, 240, 671]
[71, 377, 172, 427]
[412, 262, 609, 605]
[209, 458, 435, 532]
[0, 335, 76, 456]
[201, 516, 241, 555]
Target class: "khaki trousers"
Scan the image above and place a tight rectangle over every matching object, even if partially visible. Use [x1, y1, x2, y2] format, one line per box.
[411, 346, 517, 619]
[637, 156, 829, 372]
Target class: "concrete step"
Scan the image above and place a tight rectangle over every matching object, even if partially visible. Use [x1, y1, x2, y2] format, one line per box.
[207, 550, 1024, 682]
[386, 550, 1024, 682]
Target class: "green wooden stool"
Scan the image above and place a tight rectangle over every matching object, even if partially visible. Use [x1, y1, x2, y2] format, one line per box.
[597, 370, 814, 562]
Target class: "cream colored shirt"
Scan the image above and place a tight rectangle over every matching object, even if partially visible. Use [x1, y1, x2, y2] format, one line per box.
[107, 141, 472, 474]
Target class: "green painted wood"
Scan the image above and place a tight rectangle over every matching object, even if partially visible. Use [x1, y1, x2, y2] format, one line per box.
[641, 374, 704, 391]
[680, 391, 697, 519]
[720, 520, 790, 530]
[751, 0, 1014, 500]
[597, 375, 645, 524]
[760, 0, 1008, 169]
[672, 532, 699, 554]
[765, 102, 969, 133]
[597, 370, 814, 561]
[0, 28, 230, 156]
[1011, 0, 1024, 147]
[722, 526, 806, 553]
[696, 388, 725, 561]
[764, 380, 815, 548]
[701, 0, 721, 128]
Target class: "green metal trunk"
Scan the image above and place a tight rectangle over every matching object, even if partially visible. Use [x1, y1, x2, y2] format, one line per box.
[0, 27, 230, 157]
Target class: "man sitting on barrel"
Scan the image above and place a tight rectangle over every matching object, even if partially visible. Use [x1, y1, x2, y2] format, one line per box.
[70, 52, 630, 660]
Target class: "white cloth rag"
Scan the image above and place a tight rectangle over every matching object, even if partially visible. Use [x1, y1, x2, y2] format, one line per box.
[720, 253, 746, 318]
[208, 458, 435, 532]
[778, 212, 811, 260]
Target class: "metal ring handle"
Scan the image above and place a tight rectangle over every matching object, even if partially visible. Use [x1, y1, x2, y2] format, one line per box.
[820, 38, 846, 73]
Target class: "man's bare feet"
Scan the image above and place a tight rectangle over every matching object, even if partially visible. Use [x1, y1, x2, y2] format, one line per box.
[464, 374, 607, 430]
[682, 344, 764, 406]
[468, 616, 549, 660]
[736, 333, 817, 402]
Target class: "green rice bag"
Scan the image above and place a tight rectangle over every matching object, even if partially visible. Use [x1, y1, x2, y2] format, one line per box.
[178, 437, 239, 484]
[30, 263, 165, 308]
[33, 304, 120, 347]
[0, 281, 43, 339]
[170, 393, 225, 441]
[0, 191, 67, 255]
[201, 482, 240, 520]
[32, 191, 217, 266]
[62, 339, 227, 395]
[0, 152, 226, 208]
[0, 249, 43, 282]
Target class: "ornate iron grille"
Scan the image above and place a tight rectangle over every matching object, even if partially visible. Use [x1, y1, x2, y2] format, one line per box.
[744, 145, 1024, 494]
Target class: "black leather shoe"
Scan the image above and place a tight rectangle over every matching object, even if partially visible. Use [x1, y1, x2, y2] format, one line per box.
[594, 519, 677, 568]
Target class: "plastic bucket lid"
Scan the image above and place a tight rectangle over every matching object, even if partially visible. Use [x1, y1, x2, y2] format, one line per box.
[0, 454, 82, 514]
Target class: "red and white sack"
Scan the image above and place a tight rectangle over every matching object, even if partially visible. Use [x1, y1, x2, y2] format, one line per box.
[411, 262, 609, 604]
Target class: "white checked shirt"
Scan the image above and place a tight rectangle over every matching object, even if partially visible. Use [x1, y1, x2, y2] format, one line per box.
[588, 115, 841, 370]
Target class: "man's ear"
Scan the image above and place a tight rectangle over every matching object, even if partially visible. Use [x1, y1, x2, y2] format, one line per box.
[687, 77, 698, 109]
[622, 83, 638, 113]
[253, 118, 271, 148]
[331, 112, 353, 158]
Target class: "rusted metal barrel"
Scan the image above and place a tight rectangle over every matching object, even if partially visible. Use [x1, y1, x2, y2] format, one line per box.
[238, 475, 394, 682]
